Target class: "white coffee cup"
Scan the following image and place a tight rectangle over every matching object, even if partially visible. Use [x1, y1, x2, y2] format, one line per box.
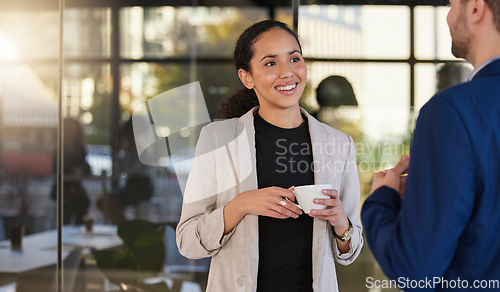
[291, 184, 332, 214]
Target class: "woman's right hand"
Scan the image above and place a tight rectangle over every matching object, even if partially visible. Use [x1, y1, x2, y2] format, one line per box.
[236, 186, 303, 219]
[223, 186, 302, 235]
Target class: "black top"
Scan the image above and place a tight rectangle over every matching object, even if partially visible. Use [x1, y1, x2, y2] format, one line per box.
[254, 112, 315, 292]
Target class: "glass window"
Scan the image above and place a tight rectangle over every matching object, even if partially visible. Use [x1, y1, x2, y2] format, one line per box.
[0, 64, 58, 208]
[0, 8, 61, 291]
[121, 62, 241, 120]
[63, 63, 113, 151]
[415, 63, 438, 111]
[0, 10, 59, 60]
[64, 8, 112, 58]
[276, 7, 293, 27]
[299, 5, 409, 59]
[415, 62, 473, 112]
[119, 61, 242, 208]
[0, 64, 59, 291]
[415, 6, 457, 60]
[360, 63, 411, 138]
[304, 62, 410, 139]
[303, 61, 410, 201]
[120, 6, 268, 59]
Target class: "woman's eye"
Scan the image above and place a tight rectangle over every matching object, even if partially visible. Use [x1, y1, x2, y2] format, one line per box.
[291, 57, 301, 63]
[265, 61, 276, 67]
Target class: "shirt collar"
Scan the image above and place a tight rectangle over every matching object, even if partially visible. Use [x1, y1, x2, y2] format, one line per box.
[468, 56, 500, 81]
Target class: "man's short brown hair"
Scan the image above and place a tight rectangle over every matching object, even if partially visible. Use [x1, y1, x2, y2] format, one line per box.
[485, 0, 500, 32]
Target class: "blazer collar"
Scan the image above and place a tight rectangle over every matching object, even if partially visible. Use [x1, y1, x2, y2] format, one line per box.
[472, 57, 500, 80]
[236, 108, 259, 193]
[299, 108, 329, 185]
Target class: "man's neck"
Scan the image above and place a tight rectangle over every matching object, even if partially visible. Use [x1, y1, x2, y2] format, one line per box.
[469, 24, 500, 68]
[471, 45, 500, 68]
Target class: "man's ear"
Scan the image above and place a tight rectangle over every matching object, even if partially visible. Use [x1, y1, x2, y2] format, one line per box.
[238, 68, 254, 89]
[470, 0, 486, 23]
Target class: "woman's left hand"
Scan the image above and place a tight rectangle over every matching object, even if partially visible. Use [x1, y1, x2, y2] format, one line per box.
[308, 189, 349, 231]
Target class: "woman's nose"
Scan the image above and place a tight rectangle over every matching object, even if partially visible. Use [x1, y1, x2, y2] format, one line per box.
[279, 62, 294, 79]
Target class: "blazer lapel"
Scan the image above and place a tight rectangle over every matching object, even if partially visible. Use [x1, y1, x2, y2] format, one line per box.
[236, 107, 260, 287]
[302, 108, 329, 185]
[237, 107, 259, 194]
[302, 108, 346, 286]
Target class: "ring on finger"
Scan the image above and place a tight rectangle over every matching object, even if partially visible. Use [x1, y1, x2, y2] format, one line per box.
[279, 199, 287, 206]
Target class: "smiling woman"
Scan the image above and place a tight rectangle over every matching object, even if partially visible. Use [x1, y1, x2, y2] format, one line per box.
[176, 19, 363, 292]
[237, 27, 307, 127]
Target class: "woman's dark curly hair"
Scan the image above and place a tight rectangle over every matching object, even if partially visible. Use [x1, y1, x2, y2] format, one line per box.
[216, 20, 302, 119]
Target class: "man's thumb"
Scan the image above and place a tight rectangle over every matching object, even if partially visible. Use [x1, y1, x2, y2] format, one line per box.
[393, 155, 410, 174]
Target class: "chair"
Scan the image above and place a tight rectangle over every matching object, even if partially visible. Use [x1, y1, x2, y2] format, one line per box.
[90, 220, 208, 291]
[91, 220, 171, 291]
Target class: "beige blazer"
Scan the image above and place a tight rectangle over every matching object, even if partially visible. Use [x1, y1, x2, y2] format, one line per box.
[176, 107, 363, 292]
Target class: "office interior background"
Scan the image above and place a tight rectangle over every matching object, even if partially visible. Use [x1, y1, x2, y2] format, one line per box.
[0, 0, 472, 291]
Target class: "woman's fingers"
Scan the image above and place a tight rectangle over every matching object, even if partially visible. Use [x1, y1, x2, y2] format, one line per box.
[277, 205, 300, 218]
[271, 187, 302, 216]
[274, 198, 302, 217]
[279, 188, 296, 202]
[313, 197, 337, 207]
[265, 203, 300, 219]
[312, 189, 340, 208]
[282, 197, 303, 214]
[254, 186, 304, 219]
[321, 188, 338, 198]
[309, 205, 343, 216]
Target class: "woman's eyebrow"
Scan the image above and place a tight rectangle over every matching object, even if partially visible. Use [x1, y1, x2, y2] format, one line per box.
[260, 50, 302, 62]
[260, 54, 277, 62]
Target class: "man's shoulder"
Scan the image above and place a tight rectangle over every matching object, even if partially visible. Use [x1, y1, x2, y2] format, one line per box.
[432, 81, 474, 100]
[424, 77, 498, 113]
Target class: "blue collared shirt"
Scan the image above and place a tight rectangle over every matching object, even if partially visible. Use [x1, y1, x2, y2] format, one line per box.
[468, 55, 500, 80]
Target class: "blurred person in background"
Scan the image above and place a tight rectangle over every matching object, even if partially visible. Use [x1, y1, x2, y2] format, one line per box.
[51, 117, 90, 225]
[436, 62, 472, 92]
[97, 117, 154, 224]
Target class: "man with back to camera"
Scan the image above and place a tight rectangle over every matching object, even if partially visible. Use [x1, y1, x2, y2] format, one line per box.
[361, 0, 500, 291]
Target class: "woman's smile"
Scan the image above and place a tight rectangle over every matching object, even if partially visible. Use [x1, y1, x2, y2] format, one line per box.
[275, 81, 298, 95]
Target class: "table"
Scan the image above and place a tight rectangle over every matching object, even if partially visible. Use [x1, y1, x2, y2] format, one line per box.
[0, 224, 121, 275]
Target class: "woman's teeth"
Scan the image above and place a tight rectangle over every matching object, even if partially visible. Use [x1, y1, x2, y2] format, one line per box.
[276, 83, 296, 91]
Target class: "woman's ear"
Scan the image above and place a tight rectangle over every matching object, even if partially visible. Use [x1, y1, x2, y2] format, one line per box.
[238, 68, 254, 89]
